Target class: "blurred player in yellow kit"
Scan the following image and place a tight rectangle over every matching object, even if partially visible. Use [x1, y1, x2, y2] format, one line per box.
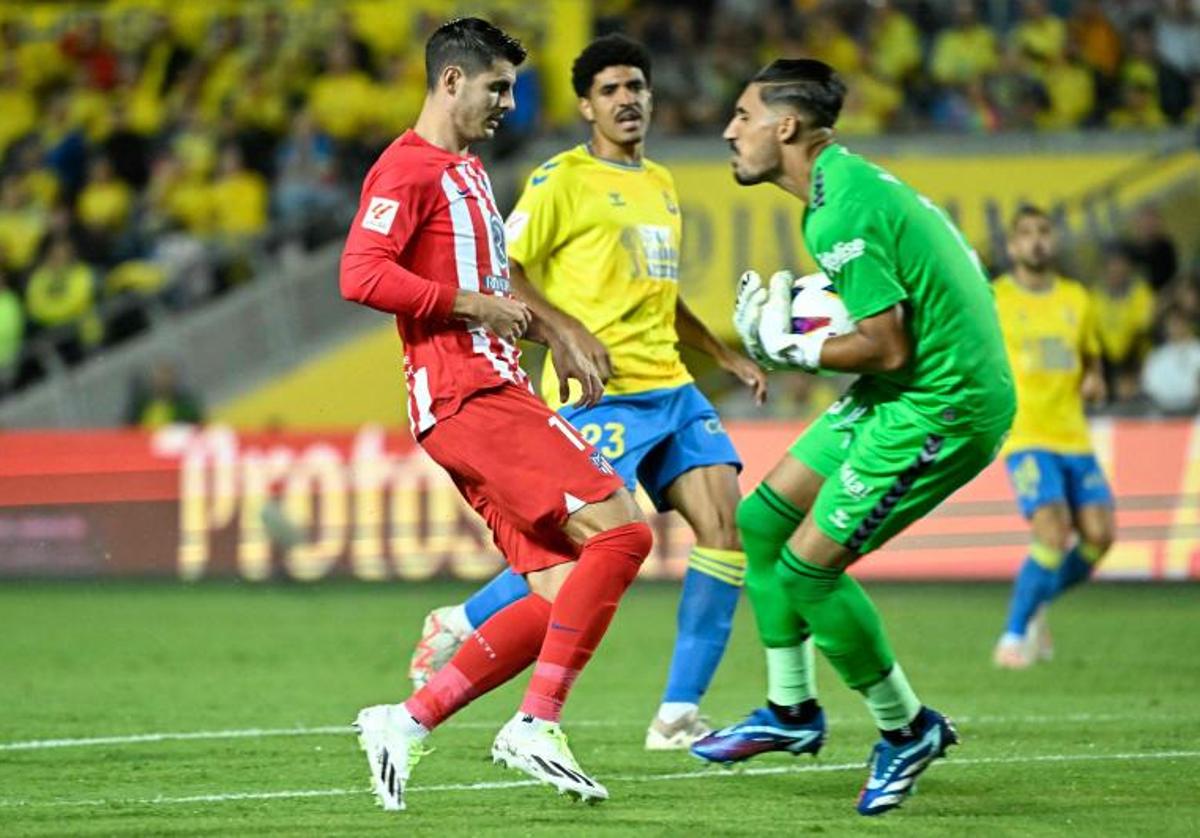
[993, 205, 1115, 668]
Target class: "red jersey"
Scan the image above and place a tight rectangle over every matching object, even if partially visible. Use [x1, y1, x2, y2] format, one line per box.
[340, 130, 527, 436]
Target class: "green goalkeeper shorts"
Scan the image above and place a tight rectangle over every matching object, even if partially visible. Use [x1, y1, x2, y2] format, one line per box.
[789, 391, 1007, 556]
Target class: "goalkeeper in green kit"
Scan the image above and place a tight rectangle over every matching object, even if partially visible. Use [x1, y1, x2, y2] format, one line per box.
[690, 58, 1016, 816]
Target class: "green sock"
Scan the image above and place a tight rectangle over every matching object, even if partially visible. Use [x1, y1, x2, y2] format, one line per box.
[736, 485, 808, 647]
[862, 663, 921, 731]
[776, 547, 900, 691]
[766, 640, 817, 706]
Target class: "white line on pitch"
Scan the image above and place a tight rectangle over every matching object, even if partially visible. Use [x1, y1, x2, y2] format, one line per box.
[0, 719, 623, 752]
[1, 749, 1198, 810]
[2, 711, 1182, 753]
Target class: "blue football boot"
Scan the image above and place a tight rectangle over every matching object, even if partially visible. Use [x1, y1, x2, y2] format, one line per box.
[856, 707, 959, 816]
[690, 706, 826, 764]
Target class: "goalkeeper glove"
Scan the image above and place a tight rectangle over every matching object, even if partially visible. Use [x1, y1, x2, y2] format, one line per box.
[733, 270, 772, 368]
[758, 270, 835, 372]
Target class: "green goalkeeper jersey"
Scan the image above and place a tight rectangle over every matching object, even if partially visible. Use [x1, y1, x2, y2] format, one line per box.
[802, 144, 1015, 435]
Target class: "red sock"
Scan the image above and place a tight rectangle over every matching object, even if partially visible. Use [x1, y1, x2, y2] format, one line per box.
[406, 593, 551, 729]
[521, 522, 653, 722]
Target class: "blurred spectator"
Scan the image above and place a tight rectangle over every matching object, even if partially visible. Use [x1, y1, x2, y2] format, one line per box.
[1108, 65, 1167, 128]
[103, 101, 152, 190]
[124, 361, 205, 428]
[42, 91, 90, 199]
[229, 60, 290, 143]
[307, 42, 374, 144]
[1167, 277, 1200, 327]
[930, 1, 1000, 87]
[0, 269, 23, 390]
[802, 13, 861, 77]
[11, 140, 60, 212]
[24, 236, 102, 361]
[1110, 22, 1179, 126]
[838, 67, 904, 135]
[1068, 0, 1122, 79]
[59, 15, 119, 91]
[1141, 309, 1200, 414]
[274, 110, 342, 239]
[148, 152, 213, 237]
[1155, 0, 1200, 79]
[0, 60, 37, 160]
[1125, 205, 1179, 291]
[76, 156, 134, 260]
[210, 144, 268, 241]
[1035, 42, 1097, 128]
[985, 43, 1049, 130]
[370, 54, 425, 139]
[0, 175, 48, 276]
[1010, 0, 1066, 63]
[1092, 243, 1155, 402]
[864, 0, 922, 85]
[330, 10, 376, 75]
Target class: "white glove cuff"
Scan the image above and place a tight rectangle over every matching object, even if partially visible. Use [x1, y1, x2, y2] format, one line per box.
[782, 331, 829, 371]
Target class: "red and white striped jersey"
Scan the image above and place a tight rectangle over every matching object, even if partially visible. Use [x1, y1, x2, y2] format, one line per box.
[340, 130, 528, 437]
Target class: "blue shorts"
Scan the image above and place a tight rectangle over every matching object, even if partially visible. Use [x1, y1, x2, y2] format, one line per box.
[559, 384, 741, 512]
[1004, 449, 1114, 519]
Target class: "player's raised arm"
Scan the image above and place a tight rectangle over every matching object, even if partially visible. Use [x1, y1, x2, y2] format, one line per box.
[675, 297, 767, 404]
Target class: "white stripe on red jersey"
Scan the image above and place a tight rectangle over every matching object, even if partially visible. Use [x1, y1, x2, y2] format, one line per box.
[340, 131, 528, 438]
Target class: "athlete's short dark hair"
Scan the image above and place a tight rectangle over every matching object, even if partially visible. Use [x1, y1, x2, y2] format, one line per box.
[1010, 203, 1050, 230]
[751, 59, 846, 129]
[571, 34, 652, 98]
[425, 17, 526, 90]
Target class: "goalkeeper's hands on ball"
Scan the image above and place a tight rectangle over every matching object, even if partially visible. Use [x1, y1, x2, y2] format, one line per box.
[735, 270, 837, 373]
[733, 270, 772, 368]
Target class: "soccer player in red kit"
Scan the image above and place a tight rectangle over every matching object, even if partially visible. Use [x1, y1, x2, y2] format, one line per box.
[340, 18, 653, 811]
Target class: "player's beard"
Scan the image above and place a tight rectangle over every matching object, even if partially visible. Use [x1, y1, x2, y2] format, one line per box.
[1017, 247, 1051, 272]
[733, 161, 779, 186]
[730, 144, 781, 186]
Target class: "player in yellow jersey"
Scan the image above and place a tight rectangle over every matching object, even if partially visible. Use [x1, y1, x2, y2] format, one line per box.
[407, 35, 767, 749]
[992, 205, 1115, 669]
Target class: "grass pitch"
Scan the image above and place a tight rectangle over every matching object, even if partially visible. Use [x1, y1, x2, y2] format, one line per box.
[1, 580, 1198, 836]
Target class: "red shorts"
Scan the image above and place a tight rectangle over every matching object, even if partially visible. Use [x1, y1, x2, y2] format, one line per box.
[420, 383, 625, 574]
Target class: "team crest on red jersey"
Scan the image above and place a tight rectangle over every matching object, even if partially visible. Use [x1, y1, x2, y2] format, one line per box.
[590, 451, 615, 475]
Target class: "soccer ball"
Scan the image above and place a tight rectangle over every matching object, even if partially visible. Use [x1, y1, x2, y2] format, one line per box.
[790, 272, 853, 337]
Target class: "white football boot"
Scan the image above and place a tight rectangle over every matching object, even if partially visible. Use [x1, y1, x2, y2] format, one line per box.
[408, 605, 471, 690]
[1027, 606, 1055, 661]
[353, 704, 430, 812]
[492, 713, 609, 802]
[644, 708, 713, 750]
[992, 632, 1035, 669]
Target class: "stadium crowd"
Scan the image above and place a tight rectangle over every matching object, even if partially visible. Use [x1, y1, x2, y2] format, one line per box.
[0, 1, 1197, 415]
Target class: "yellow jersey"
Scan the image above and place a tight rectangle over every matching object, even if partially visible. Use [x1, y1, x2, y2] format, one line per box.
[505, 145, 691, 409]
[1091, 279, 1155, 364]
[994, 274, 1099, 454]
